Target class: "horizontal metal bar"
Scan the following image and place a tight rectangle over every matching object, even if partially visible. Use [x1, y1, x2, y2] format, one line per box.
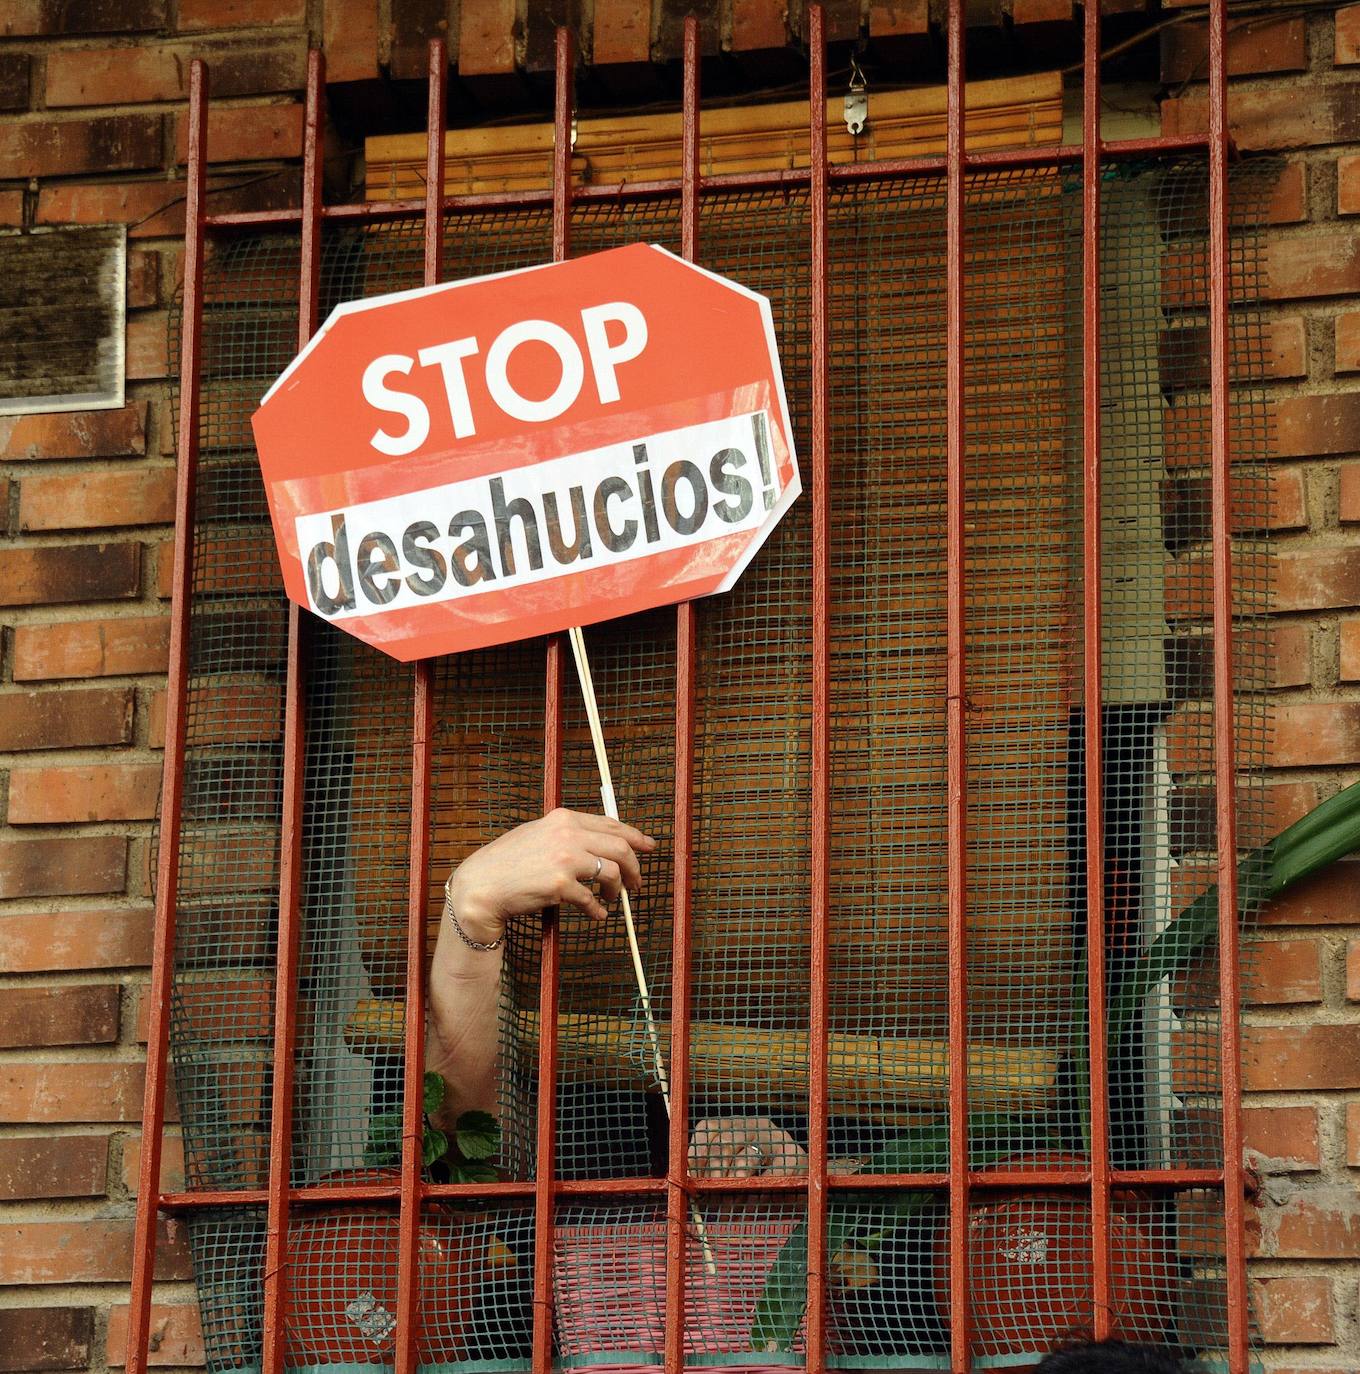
[202, 133, 1217, 231]
[156, 1165, 1232, 1213]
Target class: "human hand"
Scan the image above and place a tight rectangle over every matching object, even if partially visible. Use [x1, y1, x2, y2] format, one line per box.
[688, 1117, 806, 1178]
[444, 807, 657, 945]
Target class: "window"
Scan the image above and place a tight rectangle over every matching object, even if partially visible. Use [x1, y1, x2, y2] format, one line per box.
[131, 13, 1271, 1374]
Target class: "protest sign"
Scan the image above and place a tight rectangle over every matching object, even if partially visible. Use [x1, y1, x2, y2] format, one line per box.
[252, 242, 800, 661]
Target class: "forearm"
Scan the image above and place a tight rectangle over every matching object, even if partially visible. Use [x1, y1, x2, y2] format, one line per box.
[426, 891, 504, 1127]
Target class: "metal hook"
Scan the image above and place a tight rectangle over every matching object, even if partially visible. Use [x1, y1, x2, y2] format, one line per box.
[845, 56, 868, 137]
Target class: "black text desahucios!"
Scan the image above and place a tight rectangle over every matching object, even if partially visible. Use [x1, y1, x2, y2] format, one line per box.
[297, 409, 779, 619]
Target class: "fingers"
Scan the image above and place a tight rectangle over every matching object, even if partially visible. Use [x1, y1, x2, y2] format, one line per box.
[687, 1118, 806, 1178]
[582, 832, 643, 892]
[564, 809, 657, 854]
[559, 878, 608, 923]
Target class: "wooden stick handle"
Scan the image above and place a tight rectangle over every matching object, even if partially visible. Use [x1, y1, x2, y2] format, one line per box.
[567, 625, 716, 1275]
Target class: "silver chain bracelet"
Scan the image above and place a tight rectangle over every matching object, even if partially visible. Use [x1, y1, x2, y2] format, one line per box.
[443, 878, 504, 952]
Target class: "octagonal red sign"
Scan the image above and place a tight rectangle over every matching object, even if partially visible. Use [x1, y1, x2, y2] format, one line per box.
[251, 243, 800, 662]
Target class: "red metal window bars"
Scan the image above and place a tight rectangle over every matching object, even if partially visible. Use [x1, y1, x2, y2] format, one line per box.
[128, 2, 1252, 1371]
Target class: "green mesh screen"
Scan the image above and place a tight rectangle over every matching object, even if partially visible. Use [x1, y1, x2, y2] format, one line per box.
[165, 157, 1278, 1371]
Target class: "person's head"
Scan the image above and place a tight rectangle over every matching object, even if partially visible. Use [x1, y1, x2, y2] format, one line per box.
[1035, 1340, 1205, 1374]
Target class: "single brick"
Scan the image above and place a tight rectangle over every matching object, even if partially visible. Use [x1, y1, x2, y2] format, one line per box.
[1342, 618, 1360, 682]
[106, 1304, 204, 1368]
[126, 248, 160, 308]
[1245, 1024, 1360, 1091]
[1252, 1275, 1334, 1344]
[0, 403, 145, 461]
[1340, 154, 1360, 215]
[1161, 468, 1307, 546]
[0, 1219, 190, 1285]
[1338, 3, 1360, 63]
[173, 100, 303, 164]
[1161, 15, 1306, 82]
[125, 311, 170, 381]
[324, 0, 379, 81]
[13, 615, 171, 680]
[0, 686, 133, 749]
[1267, 160, 1306, 223]
[0, 836, 126, 900]
[0, 1308, 93, 1373]
[1259, 859, 1360, 926]
[120, 1132, 186, 1196]
[1163, 85, 1360, 151]
[147, 686, 167, 747]
[736, 0, 796, 46]
[1336, 311, 1360, 374]
[8, 763, 163, 824]
[1165, 394, 1360, 468]
[1161, 317, 1306, 385]
[0, 1135, 108, 1201]
[0, 1062, 162, 1125]
[0, 543, 140, 607]
[179, 0, 304, 27]
[1274, 547, 1360, 614]
[46, 40, 304, 106]
[37, 170, 302, 238]
[1340, 463, 1360, 524]
[0, 906, 154, 972]
[0, 113, 161, 178]
[1246, 937, 1323, 1005]
[1263, 1189, 1360, 1259]
[1266, 231, 1360, 301]
[0, 985, 120, 1048]
[19, 467, 176, 532]
[1243, 1105, 1320, 1173]
[0, 51, 31, 110]
[155, 538, 174, 596]
[458, 0, 517, 75]
[1, 1, 165, 37]
[1268, 703, 1360, 768]
[0, 189, 23, 225]
[592, 0, 653, 62]
[387, 0, 450, 78]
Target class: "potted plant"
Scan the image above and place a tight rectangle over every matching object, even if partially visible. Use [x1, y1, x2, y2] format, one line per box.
[285, 1072, 501, 1366]
[750, 780, 1360, 1357]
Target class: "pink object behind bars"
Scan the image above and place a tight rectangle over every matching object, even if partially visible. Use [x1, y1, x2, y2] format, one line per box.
[554, 1211, 800, 1369]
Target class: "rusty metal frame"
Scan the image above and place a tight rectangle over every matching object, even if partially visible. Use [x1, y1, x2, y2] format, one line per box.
[128, 4, 1250, 1371]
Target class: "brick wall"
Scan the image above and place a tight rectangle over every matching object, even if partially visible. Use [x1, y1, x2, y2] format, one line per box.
[1161, 8, 1360, 1372]
[1, 5, 311, 1371]
[1, 3, 1358, 1374]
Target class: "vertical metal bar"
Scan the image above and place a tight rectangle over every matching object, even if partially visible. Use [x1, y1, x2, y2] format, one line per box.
[393, 37, 447, 1374]
[1207, 3, 1249, 1369]
[125, 57, 209, 1374]
[944, 0, 972, 1369]
[260, 48, 325, 1374]
[806, 7, 831, 1369]
[1080, 0, 1113, 1343]
[664, 16, 701, 1374]
[531, 26, 574, 1374]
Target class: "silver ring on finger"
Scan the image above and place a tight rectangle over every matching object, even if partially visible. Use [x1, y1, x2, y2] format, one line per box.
[742, 1142, 767, 1175]
[592, 855, 604, 882]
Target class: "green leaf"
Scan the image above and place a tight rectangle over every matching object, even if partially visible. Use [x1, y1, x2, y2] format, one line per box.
[422, 1126, 449, 1169]
[364, 1111, 402, 1168]
[423, 1071, 447, 1115]
[454, 1110, 500, 1162]
[1109, 779, 1360, 1059]
[448, 1160, 499, 1184]
[748, 1217, 807, 1352]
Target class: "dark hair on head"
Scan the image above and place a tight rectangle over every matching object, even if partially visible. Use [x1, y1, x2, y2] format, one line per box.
[1034, 1339, 1207, 1374]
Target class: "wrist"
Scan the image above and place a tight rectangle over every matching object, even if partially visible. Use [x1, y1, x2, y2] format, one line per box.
[443, 874, 503, 950]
